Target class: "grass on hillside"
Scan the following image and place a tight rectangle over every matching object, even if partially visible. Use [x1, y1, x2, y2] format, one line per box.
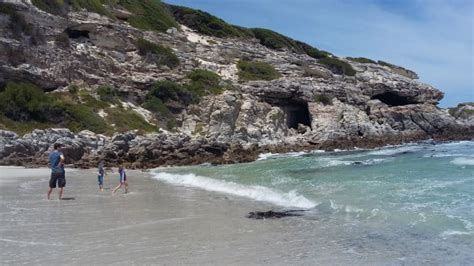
[0, 82, 160, 135]
[318, 57, 356, 76]
[106, 107, 158, 132]
[186, 69, 223, 96]
[136, 38, 180, 69]
[0, 3, 32, 38]
[31, 0, 112, 16]
[347, 57, 376, 64]
[167, 4, 252, 38]
[237, 60, 281, 81]
[0, 115, 54, 136]
[119, 0, 177, 32]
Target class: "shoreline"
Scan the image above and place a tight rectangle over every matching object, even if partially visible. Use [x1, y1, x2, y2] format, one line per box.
[2, 144, 473, 264]
[0, 168, 342, 265]
[1, 133, 472, 169]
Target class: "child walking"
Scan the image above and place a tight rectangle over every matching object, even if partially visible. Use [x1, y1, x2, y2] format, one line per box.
[112, 161, 128, 193]
[98, 160, 105, 191]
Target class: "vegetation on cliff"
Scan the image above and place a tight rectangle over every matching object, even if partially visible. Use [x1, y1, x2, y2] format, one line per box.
[237, 60, 282, 81]
[32, 0, 112, 16]
[136, 38, 180, 69]
[166, 4, 253, 38]
[118, 0, 177, 32]
[187, 69, 223, 96]
[347, 57, 376, 64]
[0, 82, 159, 135]
[318, 57, 356, 76]
[0, 3, 32, 39]
[448, 103, 474, 118]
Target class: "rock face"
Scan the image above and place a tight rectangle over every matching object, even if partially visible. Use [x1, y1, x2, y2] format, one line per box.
[0, 1, 473, 167]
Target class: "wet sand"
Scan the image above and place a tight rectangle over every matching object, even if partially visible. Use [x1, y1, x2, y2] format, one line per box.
[0, 167, 318, 265]
[0, 166, 419, 265]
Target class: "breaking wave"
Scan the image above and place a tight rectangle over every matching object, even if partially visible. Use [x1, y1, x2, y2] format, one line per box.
[152, 172, 317, 209]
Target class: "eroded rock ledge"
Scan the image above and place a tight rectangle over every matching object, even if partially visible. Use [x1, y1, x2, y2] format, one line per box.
[0, 126, 472, 168]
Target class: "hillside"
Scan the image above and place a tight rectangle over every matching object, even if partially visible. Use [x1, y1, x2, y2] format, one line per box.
[0, 0, 473, 167]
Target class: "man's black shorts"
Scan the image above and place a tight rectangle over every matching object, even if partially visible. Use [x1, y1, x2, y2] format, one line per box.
[49, 172, 66, 188]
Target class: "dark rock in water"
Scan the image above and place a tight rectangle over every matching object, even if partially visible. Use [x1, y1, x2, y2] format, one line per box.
[246, 210, 305, 219]
[353, 161, 363, 165]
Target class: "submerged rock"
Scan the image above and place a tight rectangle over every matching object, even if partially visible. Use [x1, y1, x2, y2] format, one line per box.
[246, 210, 305, 219]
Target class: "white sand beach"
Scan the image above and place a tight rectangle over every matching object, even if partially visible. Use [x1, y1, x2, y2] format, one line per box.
[1, 165, 456, 265]
[0, 166, 336, 265]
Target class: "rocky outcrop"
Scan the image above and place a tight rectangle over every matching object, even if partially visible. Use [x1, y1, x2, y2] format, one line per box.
[246, 210, 305, 219]
[0, 1, 473, 167]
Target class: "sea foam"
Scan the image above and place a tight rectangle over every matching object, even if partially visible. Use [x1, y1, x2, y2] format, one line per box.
[450, 157, 474, 166]
[152, 172, 317, 208]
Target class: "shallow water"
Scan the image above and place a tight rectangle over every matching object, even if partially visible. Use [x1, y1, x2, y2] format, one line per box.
[153, 141, 474, 264]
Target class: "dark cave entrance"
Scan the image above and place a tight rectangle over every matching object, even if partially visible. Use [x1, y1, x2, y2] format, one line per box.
[282, 101, 312, 130]
[65, 28, 90, 39]
[371, 92, 417, 106]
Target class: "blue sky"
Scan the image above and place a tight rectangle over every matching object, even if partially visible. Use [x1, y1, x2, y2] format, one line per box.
[165, 0, 473, 107]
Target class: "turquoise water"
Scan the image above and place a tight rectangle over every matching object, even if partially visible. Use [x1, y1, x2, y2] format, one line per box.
[153, 141, 474, 263]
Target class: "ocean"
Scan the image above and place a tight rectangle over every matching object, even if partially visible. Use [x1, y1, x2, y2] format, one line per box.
[152, 140, 474, 264]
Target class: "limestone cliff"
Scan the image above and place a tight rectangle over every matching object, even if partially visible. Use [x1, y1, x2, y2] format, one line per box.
[0, 0, 472, 167]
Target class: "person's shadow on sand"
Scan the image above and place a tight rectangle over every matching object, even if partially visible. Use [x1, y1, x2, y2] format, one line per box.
[60, 197, 75, 200]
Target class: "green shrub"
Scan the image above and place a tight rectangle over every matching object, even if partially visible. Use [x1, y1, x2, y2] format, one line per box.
[71, 0, 112, 16]
[142, 96, 170, 115]
[79, 90, 110, 110]
[147, 80, 195, 104]
[448, 103, 474, 118]
[186, 69, 223, 96]
[106, 108, 157, 132]
[0, 82, 62, 122]
[207, 39, 217, 45]
[237, 60, 281, 81]
[377, 60, 418, 79]
[31, 0, 67, 16]
[0, 3, 32, 38]
[142, 96, 177, 130]
[318, 57, 356, 76]
[136, 38, 179, 68]
[0, 115, 54, 136]
[167, 4, 252, 38]
[97, 85, 117, 102]
[347, 57, 376, 64]
[68, 85, 79, 95]
[166, 118, 176, 130]
[302, 66, 331, 79]
[314, 94, 332, 105]
[251, 28, 300, 51]
[188, 69, 219, 85]
[119, 0, 177, 32]
[295, 41, 331, 59]
[55, 32, 70, 47]
[32, 0, 112, 16]
[250, 28, 331, 60]
[63, 103, 109, 133]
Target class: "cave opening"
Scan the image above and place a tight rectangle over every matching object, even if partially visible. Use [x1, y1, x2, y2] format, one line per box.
[65, 28, 90, 39]
[371, 92, 417, 106]
[282, 101, 312, 130]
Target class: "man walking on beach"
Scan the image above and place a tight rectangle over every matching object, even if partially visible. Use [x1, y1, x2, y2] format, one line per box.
[47, 143, 66, 200]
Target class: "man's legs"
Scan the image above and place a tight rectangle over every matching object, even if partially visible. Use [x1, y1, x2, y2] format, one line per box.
[48, 173, 57, 200]
[59, 187, 64, 200]
[47, 187, 53, 200]
[57, 173, 66, 200]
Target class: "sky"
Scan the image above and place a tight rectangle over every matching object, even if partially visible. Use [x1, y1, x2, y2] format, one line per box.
[164, 0, 473, 107]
